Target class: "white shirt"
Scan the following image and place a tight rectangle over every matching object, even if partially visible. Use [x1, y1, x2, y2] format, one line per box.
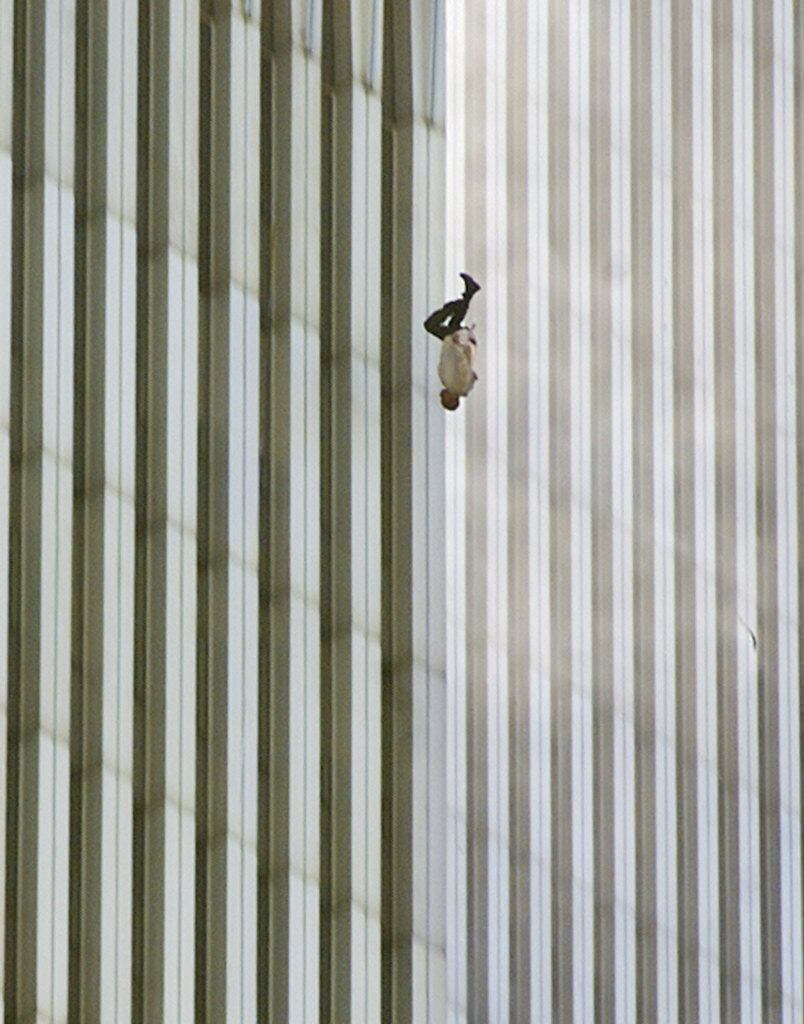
[438, 327, 478, 398]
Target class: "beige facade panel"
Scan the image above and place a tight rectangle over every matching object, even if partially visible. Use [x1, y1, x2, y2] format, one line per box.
[449, 1, 802, 1022]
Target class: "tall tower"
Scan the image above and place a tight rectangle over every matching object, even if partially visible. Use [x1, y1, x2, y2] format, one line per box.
[446, 0, 803, 1020]
[0, 1, 448, 1021]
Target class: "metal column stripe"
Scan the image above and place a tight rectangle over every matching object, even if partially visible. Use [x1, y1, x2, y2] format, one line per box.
[462, 0, 488, 1019]
[796, 12, 804, 1016]
[69, 0, 108, 1018]
[380, 2, 447, 1019]
[259, 3, 323, 1019]
[196, 2, 231, 1021]
[753, 0, 784, 1017]
[630, 0, 658, 1018]
[671, 0, 701, 1016]
[547, 0, 573, 1014]
[320, 1, 385, 1018]
[712, 3, 742, 1018]
[0, 0, 12, 1010]
[505, 0, 530, 1013]
[485, 0, 509, 1018]
[589, 0, 615, 1017]
[526, 0, 553, 1014]
[132, 0, 171, 1018]
[771, 2, 801, 1020]
[3, 0, 46, 1019]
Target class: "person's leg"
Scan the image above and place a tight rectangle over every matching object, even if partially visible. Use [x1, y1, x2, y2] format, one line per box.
[460, 272, 480, 298]
[424, 275, 480, 336]
[424, 297, 464, 338]
[445, 295, 470, 331]
[446, 275, 480, 329]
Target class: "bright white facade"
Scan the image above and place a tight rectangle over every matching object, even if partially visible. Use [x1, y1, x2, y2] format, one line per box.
[445, 0, 802, 1021]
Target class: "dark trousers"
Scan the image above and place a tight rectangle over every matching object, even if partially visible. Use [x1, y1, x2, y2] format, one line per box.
[423, 296, 471, 340]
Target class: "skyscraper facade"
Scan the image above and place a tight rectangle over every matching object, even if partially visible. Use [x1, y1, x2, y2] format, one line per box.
[2, 0, 802, 1022]
[0, 0, 447, 1021]
[445, 1, 802, 1021]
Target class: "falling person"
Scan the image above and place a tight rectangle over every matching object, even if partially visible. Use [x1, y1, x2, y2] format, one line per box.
[423, 273, 481, 411]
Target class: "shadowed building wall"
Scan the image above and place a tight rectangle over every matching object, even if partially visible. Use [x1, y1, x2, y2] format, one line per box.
[0, 0, 446, 1021]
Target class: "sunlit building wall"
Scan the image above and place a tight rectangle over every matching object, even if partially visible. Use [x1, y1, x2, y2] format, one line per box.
[0, 1, 448, 1022]
[445, 0, 802, 1021]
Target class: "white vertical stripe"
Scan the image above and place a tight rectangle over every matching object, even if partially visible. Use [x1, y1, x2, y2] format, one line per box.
[164, 249, 198, 1024]
[101, 217, 137, 1024]
[100, 3, 137, 1016]
[651, 1, 678, 1020]
[163, 0, 200, 1018]
[569, 0, 594, 1019]
[285, 40, 322, 1020]
[527, 0, 552, 1018]
[163, 17, 199, 1022]
[773, 2, 802, 1020]
[227, 290, 260, 1024]
[39, 176, 74, 1024]
[359, 77, 384, 1024]
[610, 1, 636, 1020]
[691, 3, 720, 1019]
[733, 0, 762, 1017]
[226, 13, 260, 1021]
[39, 1, 76, 1011]
[485, 1, 508, 1019]
[445, 1, 468, 1020]
[341, 66, 384, 1023]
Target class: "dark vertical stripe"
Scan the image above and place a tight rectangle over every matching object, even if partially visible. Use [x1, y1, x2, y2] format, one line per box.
[259, 8, 274, 1024]
[379, 99, 397, 1024]
[257, 8, 274, 1023]
[259, 10, 292, 1021]
[319, 2, 353, 1017]
[380, 3, 445, 1018]
[3, 1, 45, 1020]
[380, 26, 404, 1019]
[132, 1, 170, 1020]
[380, 7, 416, 1019]
[753, 1, 783, 1017]
[590, 0, 615, 1019]
[463, 0, 488, 1018]
[672, 0, 699, 1018]
[630, 1, 658, 1018]
[319, 8, 339, 1020]
[712, 3, 741, 1019]
[196, 4, 231, 1023]
[69, 0, 108, 1019]
[506, 0, 530, 1015]
[548, 1, 573, 1018]
[259, 6, 323, 1019]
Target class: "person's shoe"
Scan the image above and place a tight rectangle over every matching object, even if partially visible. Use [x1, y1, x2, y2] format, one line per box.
[460, 272, 481, 298]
